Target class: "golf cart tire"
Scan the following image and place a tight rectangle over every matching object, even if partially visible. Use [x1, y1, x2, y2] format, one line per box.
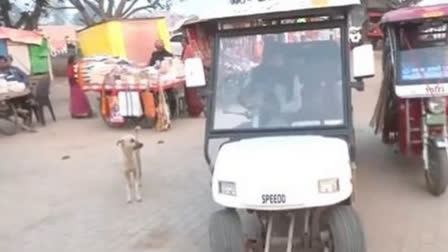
[425, 145, 448, 196]
[209, 209, 245, 252]
[320, 206, 366, 252]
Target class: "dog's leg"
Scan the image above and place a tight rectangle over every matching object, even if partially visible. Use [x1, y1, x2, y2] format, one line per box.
[132, 171, 142, 202]
[125, 171, 133, 204]
[136, 151, 142, 188]
[134, 126, 143, 188]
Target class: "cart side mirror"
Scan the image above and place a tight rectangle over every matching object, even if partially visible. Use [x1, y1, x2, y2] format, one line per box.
[185, 57, 207, 88]
[352, 44, 375, 80]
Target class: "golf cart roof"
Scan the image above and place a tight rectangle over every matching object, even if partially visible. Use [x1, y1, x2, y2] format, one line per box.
[381, 2, 448, 24]
[184, 0, 361, 25]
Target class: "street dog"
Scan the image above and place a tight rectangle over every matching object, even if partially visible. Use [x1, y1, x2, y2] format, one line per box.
[116, 126, 144, 203]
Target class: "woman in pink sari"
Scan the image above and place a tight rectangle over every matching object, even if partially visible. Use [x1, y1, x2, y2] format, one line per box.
[67, 56, 92, 118]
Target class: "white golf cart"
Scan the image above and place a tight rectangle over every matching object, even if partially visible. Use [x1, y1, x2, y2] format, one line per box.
[182, 1, 374, 251]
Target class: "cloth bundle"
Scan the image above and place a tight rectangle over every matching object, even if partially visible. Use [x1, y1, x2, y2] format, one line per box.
[0, 77, 26, 94]
[75, 55, 185, 87]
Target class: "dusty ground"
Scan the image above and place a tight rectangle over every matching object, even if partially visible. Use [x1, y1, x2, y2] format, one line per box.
[1, 53, 448, 252]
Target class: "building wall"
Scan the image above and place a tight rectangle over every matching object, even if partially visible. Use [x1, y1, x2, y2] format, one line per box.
[51, 54, 69, 77]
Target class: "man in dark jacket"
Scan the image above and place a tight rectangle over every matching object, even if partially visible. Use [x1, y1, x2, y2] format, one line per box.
[0, 55, 29, 85]
[149, 39, 173, 67]
[148, 39, 177, 116]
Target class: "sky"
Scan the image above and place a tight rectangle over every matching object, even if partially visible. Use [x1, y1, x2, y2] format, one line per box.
[13, 0, 227, 17]
[13, 0, 448, 17]
[172, 0, 227, 16]
[10, 0, 228, 25]
[20, 0, 448, 26]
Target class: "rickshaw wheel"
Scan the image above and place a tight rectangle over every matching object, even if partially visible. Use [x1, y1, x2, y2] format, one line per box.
[319, 206, 366, 252]
[209, 209, 245, 252]
[425, 145, 448, 196]
[0, 103, 19, 136]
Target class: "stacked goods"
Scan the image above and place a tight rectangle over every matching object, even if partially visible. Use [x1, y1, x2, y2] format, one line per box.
[75, 55, 185, 89]
[0, 74, 26, 94]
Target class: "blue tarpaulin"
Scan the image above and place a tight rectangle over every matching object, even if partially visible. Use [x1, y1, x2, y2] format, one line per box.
[0, 40, 7, 56]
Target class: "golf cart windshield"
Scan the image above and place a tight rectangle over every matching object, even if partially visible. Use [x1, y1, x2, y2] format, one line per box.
[397, 20, 448, 84]
[213, 28, 345, 131]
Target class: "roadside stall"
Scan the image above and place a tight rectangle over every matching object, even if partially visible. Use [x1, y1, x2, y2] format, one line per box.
[77, 18, 186, 130]
[0, 27, 52, 135]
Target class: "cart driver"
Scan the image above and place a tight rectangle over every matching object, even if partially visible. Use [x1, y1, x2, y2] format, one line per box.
[239, 45, 302, 127]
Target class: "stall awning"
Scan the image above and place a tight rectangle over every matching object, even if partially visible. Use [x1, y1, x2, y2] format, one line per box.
[0, 27, 43, 45]
[382, 3, 448, 24]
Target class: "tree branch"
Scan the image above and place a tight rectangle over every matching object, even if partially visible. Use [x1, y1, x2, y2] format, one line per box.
[13, 12, 29, 29]
[124, 0, 162, 18]
[124, 5, 153, 18]
[96, 0, 105, 11]
[84, 0, 107, 18]
[107, 0, 115, 16]
[114, 0, 128, 17]
[0, 0, 12, 27]
[68, 0, 95, 25]
[122, 0, 139, 17]
[47, 5, 77, 10]
[78, 16, 88, 25]
[94, 0, 106, 16]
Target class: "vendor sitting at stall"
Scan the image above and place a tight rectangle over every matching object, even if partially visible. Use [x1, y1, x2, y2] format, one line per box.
[149, 39, 173, 66]
[0, 55, 33, 126]
[148, 39, 177, 117]
[3, 55, 29, 85]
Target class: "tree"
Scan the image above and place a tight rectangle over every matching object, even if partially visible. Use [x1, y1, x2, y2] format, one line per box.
[0, 0, 50, 30]
[66, 0, 178, 26]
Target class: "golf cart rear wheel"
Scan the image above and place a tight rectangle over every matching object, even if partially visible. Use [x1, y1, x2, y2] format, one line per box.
[319, 206, 366, 252]
[425, 145, 448, 196]
[209, 209, 244, 252]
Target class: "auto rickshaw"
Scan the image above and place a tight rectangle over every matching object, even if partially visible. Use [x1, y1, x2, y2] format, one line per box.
[371, 3, 448, 196]
[182, 0, 374, 251]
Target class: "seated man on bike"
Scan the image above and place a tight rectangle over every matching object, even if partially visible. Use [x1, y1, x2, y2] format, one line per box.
[0, 55, 29, 86]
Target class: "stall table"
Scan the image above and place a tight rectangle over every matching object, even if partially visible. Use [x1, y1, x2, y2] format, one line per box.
[82, 79, 186, 128]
